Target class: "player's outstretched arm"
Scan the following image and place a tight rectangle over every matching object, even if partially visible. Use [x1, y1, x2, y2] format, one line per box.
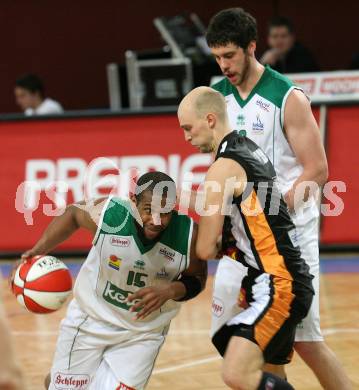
[21, 197, 108, 260]
[283, 89, 328, 210]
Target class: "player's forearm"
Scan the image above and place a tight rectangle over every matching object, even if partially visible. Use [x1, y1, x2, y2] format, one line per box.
[168, 281, 187, 300]
[29, 205, 80, 255]
[285, 164, 328, 210]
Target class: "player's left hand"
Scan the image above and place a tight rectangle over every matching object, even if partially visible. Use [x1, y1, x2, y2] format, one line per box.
[127, 285, 173, 320]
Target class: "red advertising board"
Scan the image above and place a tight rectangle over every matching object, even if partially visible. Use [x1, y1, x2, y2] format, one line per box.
[320, 106, 359, 244]
[0, 106, 357, 253]
[0, 114, 210, 252]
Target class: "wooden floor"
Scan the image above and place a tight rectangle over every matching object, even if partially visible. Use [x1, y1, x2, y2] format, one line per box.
[4, 273, 359, 390]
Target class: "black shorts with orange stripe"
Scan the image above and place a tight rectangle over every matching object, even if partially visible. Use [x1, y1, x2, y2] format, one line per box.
[212, 268, 313, 364]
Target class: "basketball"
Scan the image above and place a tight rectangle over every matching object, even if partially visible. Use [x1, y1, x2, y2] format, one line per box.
[12, 255, 72, 314]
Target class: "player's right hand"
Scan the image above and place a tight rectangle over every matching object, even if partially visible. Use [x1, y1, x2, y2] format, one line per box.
[8, 251, 37, 289]
[21, 250, 37, 262]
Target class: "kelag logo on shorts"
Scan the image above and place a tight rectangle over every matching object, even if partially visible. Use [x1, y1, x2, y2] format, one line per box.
[54, 373, 89, 389]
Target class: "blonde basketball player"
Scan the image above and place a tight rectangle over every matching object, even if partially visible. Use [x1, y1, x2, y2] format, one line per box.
[178, 86, 314, 390]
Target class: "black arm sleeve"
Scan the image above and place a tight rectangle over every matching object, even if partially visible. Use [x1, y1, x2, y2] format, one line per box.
[175, 274, 203, 301]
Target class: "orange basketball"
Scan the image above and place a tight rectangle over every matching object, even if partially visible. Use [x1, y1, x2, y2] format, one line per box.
[12, 255, 72, 314]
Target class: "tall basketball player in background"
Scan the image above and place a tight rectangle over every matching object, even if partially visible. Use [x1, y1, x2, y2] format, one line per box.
[206, 8, 351, 389]
[0, 285, 27, 389]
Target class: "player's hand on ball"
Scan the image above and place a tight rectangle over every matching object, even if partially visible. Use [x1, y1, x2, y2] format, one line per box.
[9, 252, 39, 288]
[21, 250, 39, 261]
[11, 255, 72, 313]
[127, 285, 172, 320]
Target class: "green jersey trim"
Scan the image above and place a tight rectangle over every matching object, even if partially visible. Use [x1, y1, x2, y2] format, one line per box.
[129, 212, 192, 255]
[280, 86, 304, 128]
[159, 212, 193, 256]
[212, 65, 294, 109]
[93, 196, 113, 246]
[96, 196, 193, 256]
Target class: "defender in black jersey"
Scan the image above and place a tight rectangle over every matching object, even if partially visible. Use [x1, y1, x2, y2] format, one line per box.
[178, 86, 314, 390]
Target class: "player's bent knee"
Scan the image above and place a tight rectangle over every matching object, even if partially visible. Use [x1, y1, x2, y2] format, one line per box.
[222, 368, 252, 390]
[44, 373, 51, 390]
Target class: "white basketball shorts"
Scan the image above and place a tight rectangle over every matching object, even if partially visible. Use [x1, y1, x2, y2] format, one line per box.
[212, 215, 323, 342]
[49, 299, 168, 390]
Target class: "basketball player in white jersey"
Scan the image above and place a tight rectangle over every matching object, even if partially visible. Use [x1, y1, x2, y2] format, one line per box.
[205, 8, 351, 389]
[20, 171, 207, 390]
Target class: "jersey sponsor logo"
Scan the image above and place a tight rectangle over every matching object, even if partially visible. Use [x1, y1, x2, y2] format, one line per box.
[252, 114, 264, 133]
[134, 259, 145, 270]
[159, 247, 175, 262]
[103, 281, 137, 311]
[54, 372, 90, 389]
[212, 297, 225, 317]
[236, 114, 246, 126]
[110, 236, 130, 247]
[108, 255, 121, 271]
[116, 383, 136, 390]
[288, 228, 300, 248]
[156, 267, 169, 279]
[256, 99, 270, 112]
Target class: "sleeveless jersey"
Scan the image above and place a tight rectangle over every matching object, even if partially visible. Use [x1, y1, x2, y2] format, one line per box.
[217, 132, 313, 288]
[212, 65, 319, 223]
[74, 196, 194, 331]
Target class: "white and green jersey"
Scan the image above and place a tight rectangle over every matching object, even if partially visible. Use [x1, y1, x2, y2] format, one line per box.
[74, 196, 194, 331]
[212, 66, 319, 222]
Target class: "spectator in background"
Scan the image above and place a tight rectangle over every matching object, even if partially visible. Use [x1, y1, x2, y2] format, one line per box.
[14, 74, 63, 115]
[260, 16, 319, 73]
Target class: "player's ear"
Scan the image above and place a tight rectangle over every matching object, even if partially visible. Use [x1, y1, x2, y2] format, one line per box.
[247, 41, 256, 56]
[207, 113, 216, 129]
[130, 194, 138, 206]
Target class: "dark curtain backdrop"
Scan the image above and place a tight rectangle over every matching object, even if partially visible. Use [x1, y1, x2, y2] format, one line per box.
[1, 0, 357, 113]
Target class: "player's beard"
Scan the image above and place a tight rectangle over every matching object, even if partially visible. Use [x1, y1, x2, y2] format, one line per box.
[235, 53, 250, 86]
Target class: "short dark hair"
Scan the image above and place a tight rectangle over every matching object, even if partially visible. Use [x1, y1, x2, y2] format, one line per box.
[15, 74, 44, 97]
[268, 16, 294, 34]
[206, 8, 257, 50]
[135, 171, 176, 203]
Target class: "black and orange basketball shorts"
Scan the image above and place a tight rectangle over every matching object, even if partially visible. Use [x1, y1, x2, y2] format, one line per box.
[212, 270, 313, 364]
